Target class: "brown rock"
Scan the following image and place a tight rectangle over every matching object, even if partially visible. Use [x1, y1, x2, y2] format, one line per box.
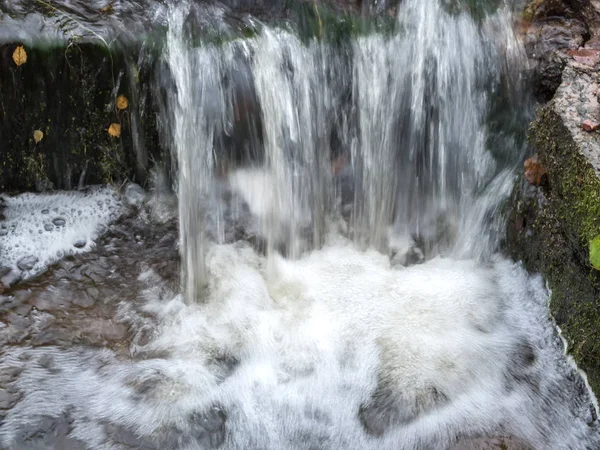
[567, 48, 600, 67]
[582, 119, 600, 132]
[524, 154, 548, 186]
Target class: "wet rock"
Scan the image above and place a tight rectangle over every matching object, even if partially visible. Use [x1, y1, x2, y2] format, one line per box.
[0, 365, 23, 384]
[569, 48, 600, 67]
[190, 406, 227, 448]
[511, 55, 600, 393]
[105, 424, 162, 449]
[524, 154, 548, 186]
[86, 287, 99, 300]
[123, 183, 146, 208]
[0, 269, 22, 290]
[41, 209, 49, 214]
[73, 239, 86, 248]
[0, 266, 10, 277]
[0, 388, 22, 409]
[13, 413, 73, 449]
[17, 255, 38, 271]
[72, 291, 95, 308]
[52, 217, 66, 227]
[523, 16, 588, 100]
[582, 119, 600, 131]
[359, 380, 448, 436]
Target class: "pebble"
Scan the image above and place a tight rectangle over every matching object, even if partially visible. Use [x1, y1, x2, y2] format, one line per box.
[72, 291, 95, 308]
[86, 287, 99, 300]
[123, 183, 146, 208]
[52, 217, 66, 227]
[74, 239, 86, 249]
[0, 269, 22, 288]
[44, 223, 54, 231]
[17, 255, 38, 271]
[0, 389, 21, 410]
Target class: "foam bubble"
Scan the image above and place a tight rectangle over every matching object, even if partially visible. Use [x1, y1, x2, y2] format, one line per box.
[1, 238, 597, 449]
[0, 186, 123, 279]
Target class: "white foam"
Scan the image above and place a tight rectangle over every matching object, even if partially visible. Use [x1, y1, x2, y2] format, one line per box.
[1, 239, 597, 449]
[0, 186, 122, 278]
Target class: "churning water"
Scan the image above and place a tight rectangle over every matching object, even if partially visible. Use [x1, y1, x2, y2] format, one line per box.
[1, 0, 599, 448]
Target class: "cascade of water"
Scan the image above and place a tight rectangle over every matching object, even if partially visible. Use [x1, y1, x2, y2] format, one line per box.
[164, 4, 228, 302]
[163, 0, 529, 304]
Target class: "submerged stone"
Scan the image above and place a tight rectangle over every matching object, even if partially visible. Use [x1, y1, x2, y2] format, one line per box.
[52, 217, 66, 227]
[17, 255, 38, 271]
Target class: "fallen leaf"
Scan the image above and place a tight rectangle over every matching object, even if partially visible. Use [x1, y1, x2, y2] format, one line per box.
[12, 46, 27, 66]
[99, 3, 114, 13]
[582, 119, 600, 132]
[524, 154, 547, 186]
[33, 130, 44, 143]
[108, 123, 121, 138]
[116, 95, 129, 110]
[590, 236, 600, 270]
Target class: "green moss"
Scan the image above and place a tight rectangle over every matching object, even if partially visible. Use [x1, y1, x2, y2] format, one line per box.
[531, 107, 600, 246]
[23, 152, 47, 187]
[519, 104, 600, 393]
[590, 236, 600, 270]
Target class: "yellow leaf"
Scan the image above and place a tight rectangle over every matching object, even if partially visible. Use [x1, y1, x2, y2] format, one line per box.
[108, 123, 121, 138]
[12, 46, 27, 67]
[116, 95, 129, 110]
[33, 130, 44, 144]
[99, 3, 114, 14]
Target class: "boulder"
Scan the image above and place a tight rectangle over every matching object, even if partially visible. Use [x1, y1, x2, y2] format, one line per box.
[508, 53, 600, 393]
[521, 0, 600, 100]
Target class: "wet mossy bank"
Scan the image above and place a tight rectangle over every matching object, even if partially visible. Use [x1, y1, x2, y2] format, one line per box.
[508, 61, 600, 394]
[0, 40, 164, 193]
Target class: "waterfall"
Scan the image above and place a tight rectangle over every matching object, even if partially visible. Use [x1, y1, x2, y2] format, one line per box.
[163, 0, 529, 302]
[3, 1, 598, 449]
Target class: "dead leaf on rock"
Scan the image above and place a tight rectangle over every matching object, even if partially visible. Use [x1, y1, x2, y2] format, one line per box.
[99, 3, 114, 14]
[116, 95, 129, 110]
[12, 46, 27, 66]
[108, 123, 121, 138]
[33, 130, 44, 143]
[582, 119, 600, 132]
[524, 154, 547, 186]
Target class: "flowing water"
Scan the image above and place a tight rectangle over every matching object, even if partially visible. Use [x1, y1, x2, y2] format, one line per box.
[1, 0, 599, 449]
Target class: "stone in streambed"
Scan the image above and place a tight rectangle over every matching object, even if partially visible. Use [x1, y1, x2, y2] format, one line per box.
[123, 183, 146, 208]
[0, 269, 22, 289]
[52, 217, 66, 227]
[17, 255, 38, 271]
[73, 239, 86, 248]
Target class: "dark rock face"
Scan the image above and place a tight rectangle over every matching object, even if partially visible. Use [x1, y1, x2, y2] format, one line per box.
[521, 0, 600, 101]
[2, 38, 169, 193]
[523, 17, 588, 100]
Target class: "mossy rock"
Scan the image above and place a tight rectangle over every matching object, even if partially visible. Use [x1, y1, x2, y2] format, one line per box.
[0, 40, 163, 192]
[509, 102, 600, 394]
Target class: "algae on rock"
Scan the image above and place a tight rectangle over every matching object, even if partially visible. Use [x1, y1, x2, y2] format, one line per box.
[509, 68, 600, 393]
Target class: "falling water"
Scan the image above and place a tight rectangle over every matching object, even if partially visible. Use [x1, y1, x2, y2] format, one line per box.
[165, 0, 528, 300]
[1, 0, 599, 449]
